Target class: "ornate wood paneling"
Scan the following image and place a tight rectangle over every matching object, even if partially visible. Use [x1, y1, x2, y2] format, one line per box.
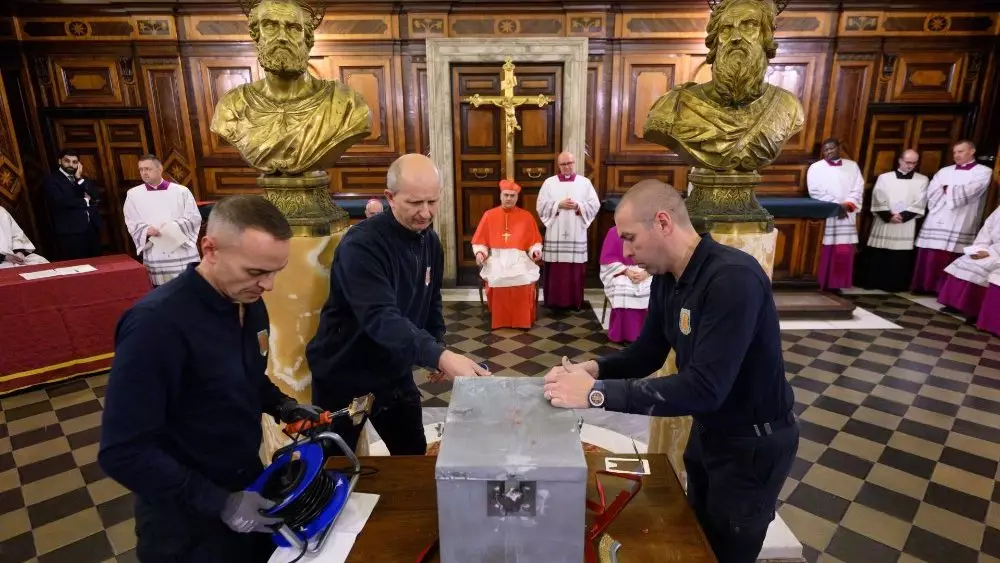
[325, 55, 404, 155]
[585, 58, 606, 185]
[758, 165, 808, 197]
[405, 12, 608, 39]
[188, 57, 261, 159]
[605, 165, 688, 194]
[180, 14, 396, 41]
[329, 166, 390, 195]
[772, 219, 800, 281]
[822, 56, 876, 161]
[141, 57, 199, 195]
[611, 53, 681, 154]
[840, 11, 999, 36]
[889, 53, 965, 103]
[0, 72, 26, 207]
[15, 16, 177, 41]
[51, 56, 127, 107]
[202, 167, 262, 199]
[618, 12, 834, 39]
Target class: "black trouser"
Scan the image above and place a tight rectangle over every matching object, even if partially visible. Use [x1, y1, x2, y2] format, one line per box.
[315, 380, 426, 455]
[57, 228, 100, 260]
[134, 497, 275, 563]
[683, 414, 799, 563]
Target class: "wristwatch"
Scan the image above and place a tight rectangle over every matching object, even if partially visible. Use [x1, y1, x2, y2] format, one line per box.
[588, 380, 606, 408]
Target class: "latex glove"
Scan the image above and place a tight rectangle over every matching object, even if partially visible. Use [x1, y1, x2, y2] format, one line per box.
[220, 491, 281, 533]
[278, 400, 324, 424]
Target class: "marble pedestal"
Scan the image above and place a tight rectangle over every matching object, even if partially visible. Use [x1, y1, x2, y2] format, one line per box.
[258, 229, 346, 461]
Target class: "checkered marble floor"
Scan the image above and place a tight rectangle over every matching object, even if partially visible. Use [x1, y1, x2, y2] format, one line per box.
[1, 294, 999, 562]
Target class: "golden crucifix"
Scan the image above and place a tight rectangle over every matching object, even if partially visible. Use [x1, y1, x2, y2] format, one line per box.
[464, 57, 555, 181]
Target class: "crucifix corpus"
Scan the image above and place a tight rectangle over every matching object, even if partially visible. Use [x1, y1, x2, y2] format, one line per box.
[464, 57, 555, 181]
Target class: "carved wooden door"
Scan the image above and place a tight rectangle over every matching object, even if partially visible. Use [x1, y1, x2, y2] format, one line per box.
[451, 63, 563, 285]
[858, 110, 968, 244]
[47, 117, 153, 255]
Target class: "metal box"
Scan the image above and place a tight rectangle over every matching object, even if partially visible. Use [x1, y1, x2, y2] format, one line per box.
[435, 377, 587, 563]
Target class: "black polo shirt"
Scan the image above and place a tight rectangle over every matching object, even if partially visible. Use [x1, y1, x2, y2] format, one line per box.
[596, 235, 794, 431]
[99, 264, 291, 516]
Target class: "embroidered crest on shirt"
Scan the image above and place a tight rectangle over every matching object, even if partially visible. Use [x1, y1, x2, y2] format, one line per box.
[425, 266, 431, 287]
[257, 329, 269, 357]
[679, 308, 692, 335]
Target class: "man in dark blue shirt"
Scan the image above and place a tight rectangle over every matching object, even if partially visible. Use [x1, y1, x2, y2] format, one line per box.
[307, 154, 489, 455]
[544, 180, 799, 563]
[99, 195, 324, 563]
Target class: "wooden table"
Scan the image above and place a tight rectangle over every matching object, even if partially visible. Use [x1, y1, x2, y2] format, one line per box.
[343, 453, 716, 562]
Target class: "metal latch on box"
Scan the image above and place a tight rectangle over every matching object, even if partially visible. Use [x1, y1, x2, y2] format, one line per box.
[487, 479, 536, 517]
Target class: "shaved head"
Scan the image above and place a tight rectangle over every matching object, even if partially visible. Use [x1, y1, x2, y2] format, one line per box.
[617, 179, 691, 228]
[385, 153, 441, 231]
[614, 179, 700, 277]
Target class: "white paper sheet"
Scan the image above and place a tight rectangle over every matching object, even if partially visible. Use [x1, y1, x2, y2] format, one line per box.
[19, 269, 61, 280]
[151, 221, 187, 254]
[268, 492, 380, 563]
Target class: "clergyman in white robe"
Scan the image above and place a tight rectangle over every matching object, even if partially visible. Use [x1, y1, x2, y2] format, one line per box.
[599, 226, 650, 343]
[123, 180, 201, 286]
[0, 207, 48, 268]
[537, 152, 600, 310]
[938, 206, 1000, 318]
[807, 154, 863, 291]
[912, 153, 992, 293]
[855, 159, 928, 292]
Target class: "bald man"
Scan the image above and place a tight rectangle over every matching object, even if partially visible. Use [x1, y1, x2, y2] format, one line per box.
[364, 198, 383, 218]
[537, 151, 600, 309]
[100, 195, 323, 563]
[307, 154, 490, 455]
[542, 180, 798, 563]
[856, 149, 928, 291]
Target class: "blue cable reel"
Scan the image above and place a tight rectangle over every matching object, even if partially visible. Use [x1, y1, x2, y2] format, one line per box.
[247, 394, 374, 557]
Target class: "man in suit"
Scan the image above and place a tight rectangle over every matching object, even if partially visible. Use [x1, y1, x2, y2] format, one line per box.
[43, 149, 102, 259]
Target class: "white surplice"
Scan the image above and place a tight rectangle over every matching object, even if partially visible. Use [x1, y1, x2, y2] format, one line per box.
[0, 206, 48, 268]
[536, 175, 600, 263]
[123, 182, 201, 286]
[600, 264, 651, 310]
[943, 206, 1000, 286]
[807, 159, 864, 245]
[868, 171, 929, 250]
[915, 163, 993, 252]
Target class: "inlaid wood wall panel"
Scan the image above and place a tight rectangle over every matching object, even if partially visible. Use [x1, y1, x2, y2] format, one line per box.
[758, 165, 808, 196]
[889, 53, 965, 103]
[141, 57, 198, 195]
[328, 55, 405, 155]
[611, 54, 681, 154]
[202, 168, 263, 199]
[188, 57, 261, 159]
[605, 165, 688, 194]
[52, 56, 127, 107]
[329, 166, 391, 195]
[765, 53, 824, 153]
[822, 57, 875, 161]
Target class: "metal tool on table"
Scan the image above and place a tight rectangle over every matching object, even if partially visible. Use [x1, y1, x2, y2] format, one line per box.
[245, 393, 374, 558]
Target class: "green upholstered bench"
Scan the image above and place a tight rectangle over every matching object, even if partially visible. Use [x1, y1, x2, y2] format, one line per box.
[600, 195, 839, 219]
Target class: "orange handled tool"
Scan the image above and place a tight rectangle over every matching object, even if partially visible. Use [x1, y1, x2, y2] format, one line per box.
[283, 410, 335, 437]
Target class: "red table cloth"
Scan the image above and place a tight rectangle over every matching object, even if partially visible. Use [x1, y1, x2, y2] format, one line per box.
[0, 254, 151, 394]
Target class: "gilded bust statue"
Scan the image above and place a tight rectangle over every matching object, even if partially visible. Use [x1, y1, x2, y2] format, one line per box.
[643, 0, 804, 172]
[211, 0, 372, 175]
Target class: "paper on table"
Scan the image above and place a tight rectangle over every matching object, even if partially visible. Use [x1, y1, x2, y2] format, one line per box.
[19, 269, 61, 280]
[151, 222, 187, 254]
[54, 265, 97, 275]
[268, 492, 380, 563]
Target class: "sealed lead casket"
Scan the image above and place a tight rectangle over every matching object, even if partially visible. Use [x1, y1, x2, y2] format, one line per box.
[435, 377, 587, 562]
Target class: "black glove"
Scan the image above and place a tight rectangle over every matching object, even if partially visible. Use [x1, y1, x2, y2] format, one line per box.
[220, 491, 281, 533]
[278, 400, 324, 424]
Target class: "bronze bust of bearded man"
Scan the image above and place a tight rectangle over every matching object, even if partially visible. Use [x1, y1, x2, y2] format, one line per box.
[643, 0, 804, 172]
[211, 0, 372, 175]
